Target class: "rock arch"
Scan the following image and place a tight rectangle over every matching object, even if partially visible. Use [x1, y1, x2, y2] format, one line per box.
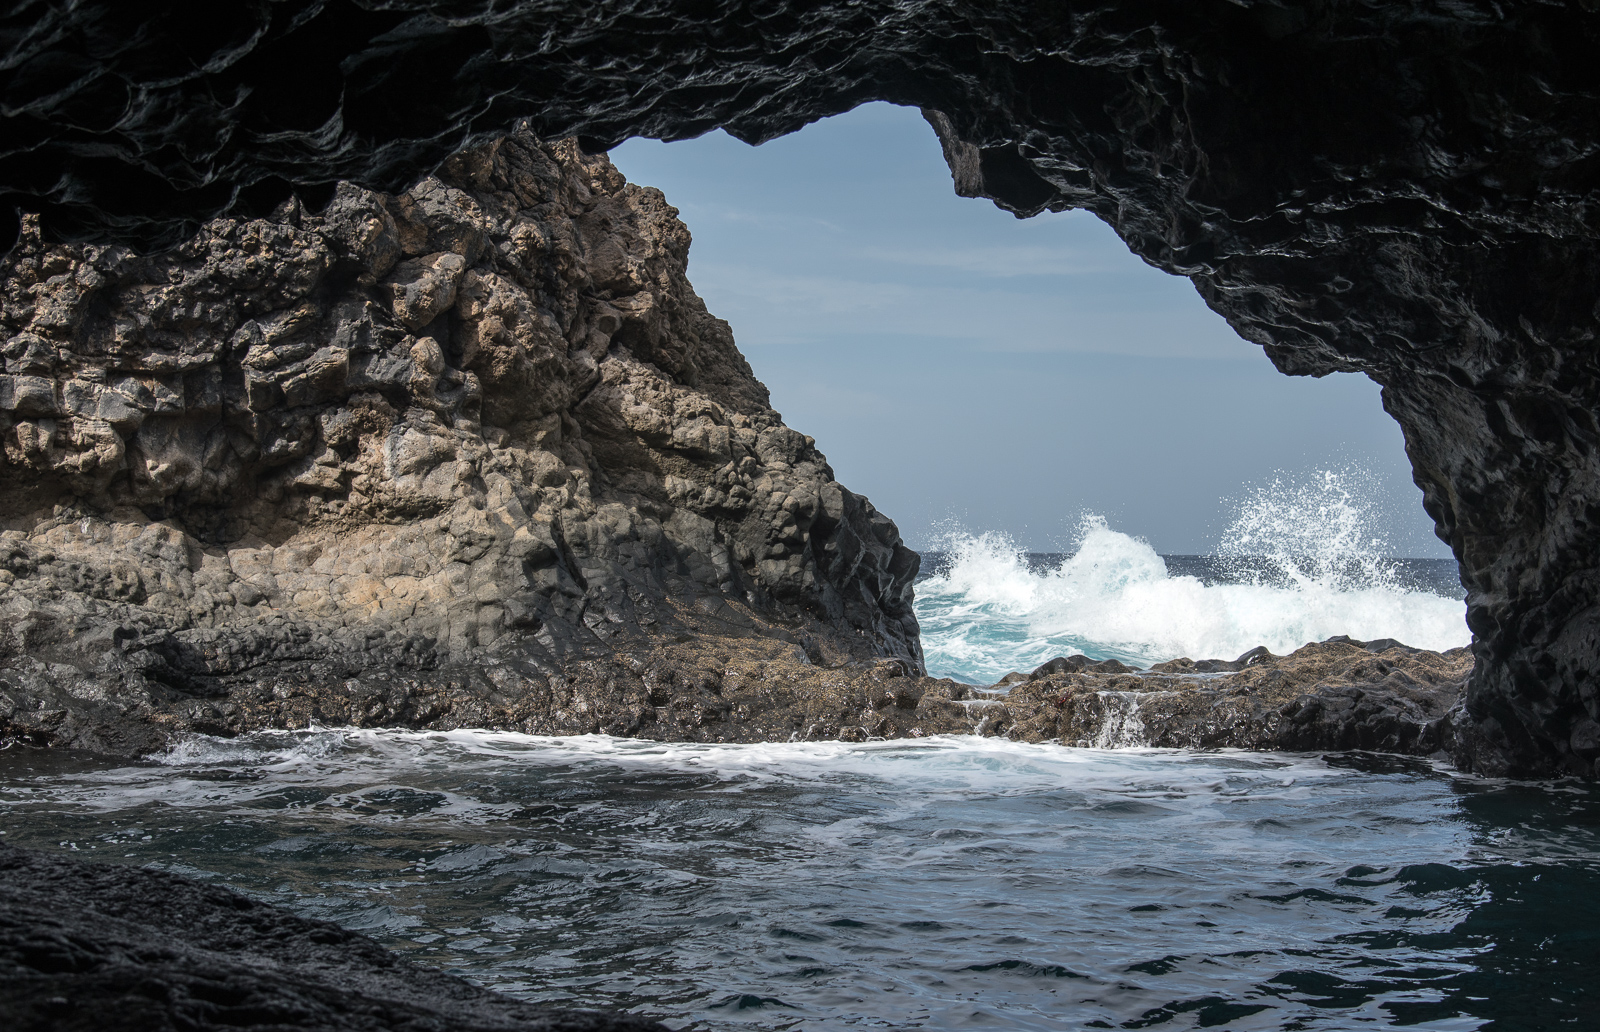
[4, 2, 1599, 775]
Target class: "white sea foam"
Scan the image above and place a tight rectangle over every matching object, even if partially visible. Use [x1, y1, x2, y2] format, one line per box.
[154, 727, 352, 767]
[126, 728, 1347, 812]
[916, 470, 1470, 683]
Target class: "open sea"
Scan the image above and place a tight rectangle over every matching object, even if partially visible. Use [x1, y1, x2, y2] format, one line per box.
[4, 474, 1597, 1031]
[914, 536, 1465, 685]
[914, 472, 1470, 684]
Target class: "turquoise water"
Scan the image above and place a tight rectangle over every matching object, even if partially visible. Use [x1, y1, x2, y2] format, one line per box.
[2, 731, 1596, 1031]
[913, 528, 1468, 684]
[914, 475, 1468, 684]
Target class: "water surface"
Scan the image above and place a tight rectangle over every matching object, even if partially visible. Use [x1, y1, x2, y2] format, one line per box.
[3, 732, 1595, 1031]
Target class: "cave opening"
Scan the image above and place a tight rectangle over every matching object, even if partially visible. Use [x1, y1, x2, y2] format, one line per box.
[4, 1, 1596, 778]
[611, 103, 1446, 561]
[7, 10, 1600, 1024]
[608, 102, 1471, 684]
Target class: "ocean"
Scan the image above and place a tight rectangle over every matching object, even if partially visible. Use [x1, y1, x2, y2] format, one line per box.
[3, 732, 1596, 1030]
[915, 470, 1470, 684]
[6, 483, 1597, 1031]
[914, 528, 1467, 685]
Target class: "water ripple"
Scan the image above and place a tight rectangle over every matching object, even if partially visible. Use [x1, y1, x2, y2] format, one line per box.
[3, 731, 1597, 1029]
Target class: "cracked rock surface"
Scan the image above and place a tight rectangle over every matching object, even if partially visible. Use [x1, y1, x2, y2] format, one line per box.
[0, 130, 920, 754]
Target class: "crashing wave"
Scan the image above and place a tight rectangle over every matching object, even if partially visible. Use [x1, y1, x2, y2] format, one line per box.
[915, 471, 1469, 684]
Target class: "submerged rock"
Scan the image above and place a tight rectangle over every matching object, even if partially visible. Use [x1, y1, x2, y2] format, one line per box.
[0, 842, 664, 1032]
[0, 129, 921, 754]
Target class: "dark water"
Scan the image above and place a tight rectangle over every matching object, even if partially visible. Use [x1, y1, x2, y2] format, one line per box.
[2, 731, 1595, 1031]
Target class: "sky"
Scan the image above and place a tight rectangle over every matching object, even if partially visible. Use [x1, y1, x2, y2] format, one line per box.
[609, 102, 1451, 559]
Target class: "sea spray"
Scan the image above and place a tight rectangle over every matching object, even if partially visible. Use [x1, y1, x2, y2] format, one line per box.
[1220, 467, 1404, 591]
[915, 471, 1469, 683]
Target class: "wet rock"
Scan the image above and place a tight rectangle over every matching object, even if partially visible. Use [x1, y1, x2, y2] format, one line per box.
[0, 842, 665, 1032]
[0, 621, 1476, 761]
[1150, 646, 1280, 674]
[1028, 655, 1136, 679]
[1000, 639, 1472, 757]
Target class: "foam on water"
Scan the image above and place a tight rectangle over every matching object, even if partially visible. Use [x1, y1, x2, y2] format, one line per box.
[145, 728, 1350, 801]
[5, 728, 1600, 1030]
[916, 470, 1470, 683]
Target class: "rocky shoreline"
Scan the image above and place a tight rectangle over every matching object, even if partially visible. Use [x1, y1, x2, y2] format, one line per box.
[2, 626, 1471, 764]
[0, 842, 665, 1032]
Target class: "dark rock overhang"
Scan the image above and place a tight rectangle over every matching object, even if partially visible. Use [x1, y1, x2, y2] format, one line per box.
[9, 3, 1589, 263]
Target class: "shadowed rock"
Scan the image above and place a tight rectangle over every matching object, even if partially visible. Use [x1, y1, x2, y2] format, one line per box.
[0, 842, 665, 1032]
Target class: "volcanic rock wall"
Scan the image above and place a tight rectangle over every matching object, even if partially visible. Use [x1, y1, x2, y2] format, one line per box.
[0, 130, 920, 752]
[4, 1, 1600, 775]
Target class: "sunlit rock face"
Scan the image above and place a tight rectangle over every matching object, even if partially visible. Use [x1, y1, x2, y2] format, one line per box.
[4, 2, 1600, 775]
[0, 131, 920, 753]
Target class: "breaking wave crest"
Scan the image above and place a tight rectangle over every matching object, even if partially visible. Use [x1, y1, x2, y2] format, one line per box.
[915, 470, 1470, 683]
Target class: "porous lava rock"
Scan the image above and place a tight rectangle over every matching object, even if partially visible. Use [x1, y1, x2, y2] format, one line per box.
[991, 638, 1474, 756]
[0, 129, 920, 754]
[0, 842, 666, 1032]
[4, 2, 1600, 775]
[614, 634, 1473, 757]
